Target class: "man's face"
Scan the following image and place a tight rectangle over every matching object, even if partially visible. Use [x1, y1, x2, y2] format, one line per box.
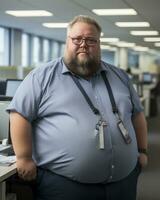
[64, 22, 101, 78]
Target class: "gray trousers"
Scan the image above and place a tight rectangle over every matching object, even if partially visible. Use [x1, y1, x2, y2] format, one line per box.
[35, 162, 141, 200]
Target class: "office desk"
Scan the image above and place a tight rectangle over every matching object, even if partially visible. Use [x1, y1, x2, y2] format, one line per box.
[0, 164, 16, 200]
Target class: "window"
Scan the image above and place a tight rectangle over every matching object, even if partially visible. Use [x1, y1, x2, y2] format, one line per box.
[0, 27, 9, 65]
[31, 36, 40, 65]
[128, 50, 139, 68]
[42, 39, 50, 62]
[21, 33, 29, 66]
[101, 49, 115, 65]
[51, 41, 60, 59]
[59, 43, 65, 56]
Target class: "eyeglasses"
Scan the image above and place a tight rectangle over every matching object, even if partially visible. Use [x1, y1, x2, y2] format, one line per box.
[69, 36, 99, 46]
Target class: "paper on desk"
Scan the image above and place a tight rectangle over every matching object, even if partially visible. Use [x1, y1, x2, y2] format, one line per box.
[0, 155, 16, 166]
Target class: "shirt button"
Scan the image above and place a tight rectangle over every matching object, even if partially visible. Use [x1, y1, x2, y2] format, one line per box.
[111, 165, 115, 169]
[109, 176, 113, 179]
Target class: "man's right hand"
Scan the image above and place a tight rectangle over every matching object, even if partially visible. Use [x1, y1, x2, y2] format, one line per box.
[16, 158, 37, 181]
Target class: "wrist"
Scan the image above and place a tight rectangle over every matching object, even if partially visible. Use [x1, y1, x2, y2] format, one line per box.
[138, 148, 148, 156]
[17, 156, 32, 160]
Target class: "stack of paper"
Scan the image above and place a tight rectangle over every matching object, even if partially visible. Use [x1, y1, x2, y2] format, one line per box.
[0, 155, 16, 166]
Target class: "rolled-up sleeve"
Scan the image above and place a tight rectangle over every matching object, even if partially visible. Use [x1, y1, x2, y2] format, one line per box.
[6, 71, 42, 122]
[127, 79, 144, 115]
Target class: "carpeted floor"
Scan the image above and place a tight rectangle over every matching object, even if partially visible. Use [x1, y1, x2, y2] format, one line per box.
[137, 115, 160, 200]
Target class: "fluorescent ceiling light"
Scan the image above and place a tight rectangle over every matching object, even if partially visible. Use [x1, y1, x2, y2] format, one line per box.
[92, 9, 137, 16]
[109, 47, 117, 51]
[43, 23, 68, 28]
[5, 10, 53, 17]
[144, 37, 160, 42]
[101, 45, 111, 49]
[115, 22, 150, 27]
[130, 31, 158, 36]
[101, 45, 117, 51]
[116, 42, 135, 47]
[133, 46, 149, 51]
[100, 32, 104, 36]
[155, 43, 160, 47]
[100, 38, 119, 42]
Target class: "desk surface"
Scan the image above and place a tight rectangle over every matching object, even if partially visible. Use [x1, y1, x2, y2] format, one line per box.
[0, 144, 11, 152]
[0, 164, 16, 182]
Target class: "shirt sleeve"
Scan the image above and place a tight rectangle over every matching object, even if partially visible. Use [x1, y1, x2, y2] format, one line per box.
[123, 72, 144, 115]
[106, 63, 144, 115]
[6, 70, 42, 122]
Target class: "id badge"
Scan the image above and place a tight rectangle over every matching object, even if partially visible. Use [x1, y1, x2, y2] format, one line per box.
[117, 120, 132, 144]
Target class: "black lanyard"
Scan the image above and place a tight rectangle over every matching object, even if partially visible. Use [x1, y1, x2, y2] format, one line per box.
[70, 71, 119, 115]
[71, 72, 132, 144]
[71, 75, 100, 115]
[101, 71, 118, 113]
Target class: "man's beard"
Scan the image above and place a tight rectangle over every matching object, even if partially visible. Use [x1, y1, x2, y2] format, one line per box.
[64, 54, 100, 78]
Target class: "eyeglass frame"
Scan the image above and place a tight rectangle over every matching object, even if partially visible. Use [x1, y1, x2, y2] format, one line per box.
[68, 36, 99, 46]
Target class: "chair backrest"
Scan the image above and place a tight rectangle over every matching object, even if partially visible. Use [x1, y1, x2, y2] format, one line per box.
[0, 80, 6, 95]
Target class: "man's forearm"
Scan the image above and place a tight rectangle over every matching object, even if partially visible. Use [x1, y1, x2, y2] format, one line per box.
[132, 112, 148, 150]
[10, 112, 32, 159]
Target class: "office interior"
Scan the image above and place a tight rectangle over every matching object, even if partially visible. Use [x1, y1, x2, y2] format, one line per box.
[0, 0, 160, 199]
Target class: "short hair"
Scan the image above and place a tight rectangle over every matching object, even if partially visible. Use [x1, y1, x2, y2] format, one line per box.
[67, 15, 102, 36]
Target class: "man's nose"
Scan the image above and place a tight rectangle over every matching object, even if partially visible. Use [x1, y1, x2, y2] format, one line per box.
[80, 39, 87, 47]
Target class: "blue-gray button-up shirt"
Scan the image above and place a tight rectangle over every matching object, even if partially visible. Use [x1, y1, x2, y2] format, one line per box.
[7, 57, 143, 183]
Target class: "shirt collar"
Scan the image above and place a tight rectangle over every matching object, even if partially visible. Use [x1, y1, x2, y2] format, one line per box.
[61, 58, 70, 74]
[98, 61, 108, 73]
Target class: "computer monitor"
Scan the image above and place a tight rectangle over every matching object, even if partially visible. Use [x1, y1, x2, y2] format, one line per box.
[142, 73, 153, 84]
[0, 100, 11, 142]
[5, 79, 22, 97]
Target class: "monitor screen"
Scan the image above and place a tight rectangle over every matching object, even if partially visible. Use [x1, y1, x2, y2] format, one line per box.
[0, 100, 11, 141]
[142, 73, 152, 84]
[5, 79, 22, 97]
